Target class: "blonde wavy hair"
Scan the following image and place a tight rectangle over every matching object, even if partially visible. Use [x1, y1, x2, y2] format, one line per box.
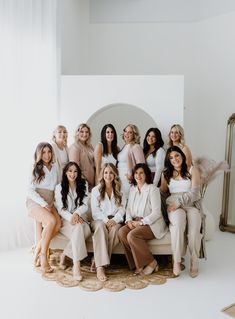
[167, 124, 185, 147]
[74, 123, 92, 146]
[122, 124, 141, 144]
[98, 163, 122, 207]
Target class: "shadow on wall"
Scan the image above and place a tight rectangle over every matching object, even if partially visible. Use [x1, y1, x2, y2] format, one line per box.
[87, 103, 157, 147]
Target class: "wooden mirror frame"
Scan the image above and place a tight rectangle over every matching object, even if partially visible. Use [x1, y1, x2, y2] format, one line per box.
[220, 113, 235, 232]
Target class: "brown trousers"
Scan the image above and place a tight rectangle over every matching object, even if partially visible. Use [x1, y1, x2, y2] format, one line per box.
[118, 224, 155, 270]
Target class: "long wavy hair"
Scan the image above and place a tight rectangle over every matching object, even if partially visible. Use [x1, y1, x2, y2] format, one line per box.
[98, 163, 122, 207]
[100, 124, 118, 159]
[32, 142, 54, 183]
[61, 162, 86, 210]
[167, 124, 185, 147]
[163, 146, 191, 184]
[143, 127, 164, 157]
[131, 163, 152, 186]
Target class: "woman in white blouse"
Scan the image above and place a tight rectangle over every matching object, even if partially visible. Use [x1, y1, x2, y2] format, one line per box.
[55, 162, 90, 281]
[118, 163, 167, 276]
[143, 127, 165, 187]
[26, 142, 61, 273]
[94, 124, 119, 183]
[91, 163, 125, 282]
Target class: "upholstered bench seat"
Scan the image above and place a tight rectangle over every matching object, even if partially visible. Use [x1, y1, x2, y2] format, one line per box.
[49, 230, 172, 255]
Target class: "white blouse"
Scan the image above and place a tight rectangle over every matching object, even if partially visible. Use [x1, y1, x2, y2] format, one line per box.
[54, 183, 89, 222]
[91, 185, 126, 223]
[27, 163, 58, 207]
[146, 147, 165, 186]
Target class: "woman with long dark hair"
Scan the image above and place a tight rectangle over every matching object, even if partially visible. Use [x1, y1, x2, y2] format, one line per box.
[94, 124, 119, 183]
[160, 146, 204, 277]
[55, 162, 90, 281]
[26, 142, 61, 273]
[143, 127, 165, 187]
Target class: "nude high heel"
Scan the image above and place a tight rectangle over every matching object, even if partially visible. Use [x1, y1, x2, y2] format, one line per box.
[40, 253, 53, 274]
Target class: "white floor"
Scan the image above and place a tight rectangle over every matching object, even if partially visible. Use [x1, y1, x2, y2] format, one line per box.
[0, 230, 234, 319]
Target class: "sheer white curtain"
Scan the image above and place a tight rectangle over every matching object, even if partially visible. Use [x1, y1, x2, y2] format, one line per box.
[0, 0, 59, 251]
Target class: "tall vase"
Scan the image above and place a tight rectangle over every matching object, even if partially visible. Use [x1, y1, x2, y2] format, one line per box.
[201, 201, 216, 241]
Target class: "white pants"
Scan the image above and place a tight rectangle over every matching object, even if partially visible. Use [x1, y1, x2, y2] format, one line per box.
[168, 206, 202, 263]
[91, 220, 122, 267]
[60, 220, 91, 263]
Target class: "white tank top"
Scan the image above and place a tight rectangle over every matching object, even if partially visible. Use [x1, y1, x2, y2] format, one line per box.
[168, 167, 193, 193]
[168, 178, 191, 193]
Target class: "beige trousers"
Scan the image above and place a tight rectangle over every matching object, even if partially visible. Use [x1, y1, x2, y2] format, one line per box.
[60, 220, 91, 263]
[168, 206, 202, 263]
[118, 224, 155, 270]
[91, 220, 122, 267]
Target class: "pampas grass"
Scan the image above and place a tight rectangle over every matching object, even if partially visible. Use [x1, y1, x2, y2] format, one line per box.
[194, 157, 229, 198]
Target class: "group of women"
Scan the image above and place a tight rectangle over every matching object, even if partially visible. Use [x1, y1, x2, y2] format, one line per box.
[26, 122, 205, 282]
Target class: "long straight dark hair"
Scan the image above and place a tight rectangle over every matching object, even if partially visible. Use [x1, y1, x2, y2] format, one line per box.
[100, 124, 118, 159]
[143, 127, 164, 157]
[61, 162, 86, 210]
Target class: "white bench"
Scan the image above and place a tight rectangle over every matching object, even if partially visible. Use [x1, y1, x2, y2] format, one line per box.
[49, 230, 173, 255]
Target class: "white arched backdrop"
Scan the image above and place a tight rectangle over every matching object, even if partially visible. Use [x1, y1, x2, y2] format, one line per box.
[60, 75, 184, 146]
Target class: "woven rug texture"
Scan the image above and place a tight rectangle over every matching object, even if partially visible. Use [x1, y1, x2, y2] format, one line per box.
[35, 249, 182, 291]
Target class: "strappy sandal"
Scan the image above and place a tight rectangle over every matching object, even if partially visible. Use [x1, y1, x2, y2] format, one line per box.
[90, 257, 96, 273]
[96, 266, 108, 282]
[59, 253, 66, 270]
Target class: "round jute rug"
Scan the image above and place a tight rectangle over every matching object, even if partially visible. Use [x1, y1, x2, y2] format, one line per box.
[36, 249, 183, 292]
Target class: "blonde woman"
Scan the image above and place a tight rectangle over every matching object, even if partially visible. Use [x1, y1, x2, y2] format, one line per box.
[117, 124, 145, 197]
[68, 123, 95, 191]
[91, 163, 125, 281]
[51, 125, 69, 182]
[26, 142, 61, 273]
[168, 124, 192, 168]
[94, 124, 119, 183]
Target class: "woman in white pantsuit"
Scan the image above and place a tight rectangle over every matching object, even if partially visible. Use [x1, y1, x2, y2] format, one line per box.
[91, 163, 125, 282]
[161, 146, 204, 278]
[55, 162, 91, 281]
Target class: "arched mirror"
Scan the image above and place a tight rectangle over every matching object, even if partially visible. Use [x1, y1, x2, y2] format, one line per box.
[220, 113, 235, 232]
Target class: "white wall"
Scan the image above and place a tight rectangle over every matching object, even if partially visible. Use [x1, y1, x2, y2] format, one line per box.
[60, 75, 184, 146]
[61, 2, 235, 226]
